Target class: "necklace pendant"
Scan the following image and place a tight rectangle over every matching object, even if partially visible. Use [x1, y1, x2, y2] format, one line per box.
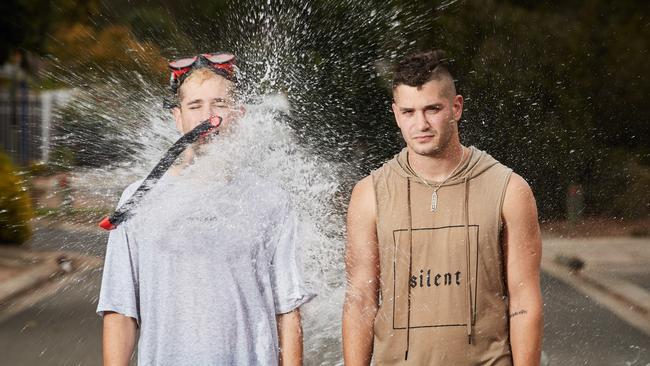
[431, 191, 438, 212]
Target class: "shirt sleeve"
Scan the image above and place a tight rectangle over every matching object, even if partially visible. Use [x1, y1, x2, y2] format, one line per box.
[270, 206, 316, 314]
[96, 184, 141, 324]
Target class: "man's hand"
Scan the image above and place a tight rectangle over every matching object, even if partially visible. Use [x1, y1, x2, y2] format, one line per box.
[342, 176, 380, 366]
[503, 174, 543, 366]
[103, 312, 138, 366]
[277, 309, 303, 366]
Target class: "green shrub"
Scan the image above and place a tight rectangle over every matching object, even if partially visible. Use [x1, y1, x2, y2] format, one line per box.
[0, 152, 34, 245]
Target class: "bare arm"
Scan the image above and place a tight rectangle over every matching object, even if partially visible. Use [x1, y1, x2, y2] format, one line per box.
[103, 312, 138, 366]
[342, 176, 380, 366]
[277, 309, 303, 366]
[502, 174, 543, 366]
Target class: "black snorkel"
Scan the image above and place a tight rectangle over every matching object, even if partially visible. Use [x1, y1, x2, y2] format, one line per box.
[99, 115, 222, 230]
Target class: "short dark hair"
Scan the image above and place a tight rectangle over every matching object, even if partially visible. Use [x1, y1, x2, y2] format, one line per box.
[392, 49, 455, 90]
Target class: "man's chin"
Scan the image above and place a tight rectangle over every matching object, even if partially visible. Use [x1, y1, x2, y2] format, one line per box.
[192, 139, 214, 157]
[196, 132, 217, 146]
[409, 143, 442, 157]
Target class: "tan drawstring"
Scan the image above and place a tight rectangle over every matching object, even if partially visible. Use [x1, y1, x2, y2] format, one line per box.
[405, 177, 413, 360]
[463, 176, 473, 344]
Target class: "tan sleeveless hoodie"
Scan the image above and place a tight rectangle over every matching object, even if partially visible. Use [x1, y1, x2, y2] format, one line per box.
[371, 146, 513, 365]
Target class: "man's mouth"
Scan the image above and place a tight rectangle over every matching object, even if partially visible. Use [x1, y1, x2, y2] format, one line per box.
[413, 135, 434, 141]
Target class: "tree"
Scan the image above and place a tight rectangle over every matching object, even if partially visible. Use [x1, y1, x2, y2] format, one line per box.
[0, 151, 33, 245]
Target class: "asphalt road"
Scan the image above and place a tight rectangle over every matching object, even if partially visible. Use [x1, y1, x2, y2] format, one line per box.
[0, 270, 106, 366]
[542, 273, 649, 365]
[0, 224, 647, 365]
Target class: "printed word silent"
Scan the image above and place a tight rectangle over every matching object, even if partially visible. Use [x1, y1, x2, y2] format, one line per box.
[409, 269, 462, 288]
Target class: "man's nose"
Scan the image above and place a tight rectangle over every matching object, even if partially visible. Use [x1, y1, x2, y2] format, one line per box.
[208, 105, 223, 119]
[191, 108, 208, 123]
[415, 111, 430, 130]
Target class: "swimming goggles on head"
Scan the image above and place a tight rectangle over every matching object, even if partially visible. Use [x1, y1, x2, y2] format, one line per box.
[168, 52, 237, 94]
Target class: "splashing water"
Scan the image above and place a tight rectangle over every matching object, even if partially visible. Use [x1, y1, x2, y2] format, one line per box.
[20, 1, 648, 365]
[60, 89, 348, 363]
[42, 1, 436, 364]
[128, 95, 346, 364]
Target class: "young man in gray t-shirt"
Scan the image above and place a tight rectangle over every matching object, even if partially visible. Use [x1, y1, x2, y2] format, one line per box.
[97, 53, 314, 366]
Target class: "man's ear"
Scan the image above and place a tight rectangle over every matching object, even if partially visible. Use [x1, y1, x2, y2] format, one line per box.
[172, 106, 183, 133]
[391, 102, 402, 128]
[453, 94, 464, 122]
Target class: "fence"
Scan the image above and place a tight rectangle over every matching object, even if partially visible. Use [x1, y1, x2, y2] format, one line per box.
[0, 87, 70, 166]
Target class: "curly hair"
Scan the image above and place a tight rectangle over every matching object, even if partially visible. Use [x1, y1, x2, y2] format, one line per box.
[392, 50, 455, 92]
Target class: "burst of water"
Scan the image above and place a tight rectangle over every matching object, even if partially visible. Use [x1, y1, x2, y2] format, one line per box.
[42, 1, 434, 364]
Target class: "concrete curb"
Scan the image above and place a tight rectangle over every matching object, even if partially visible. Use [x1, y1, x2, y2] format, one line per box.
[0, 247, 101, 305]
[542, 256, 650, 336]
[0, 248, 62, 304]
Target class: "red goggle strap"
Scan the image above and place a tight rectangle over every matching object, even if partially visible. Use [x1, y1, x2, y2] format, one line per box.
[171, 68, 190, 79]
[170, 62, 236, 83]
[213, 62, 235, 75]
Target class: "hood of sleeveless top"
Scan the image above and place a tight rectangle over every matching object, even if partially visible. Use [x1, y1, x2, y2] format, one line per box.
[386, 146, 500, 187]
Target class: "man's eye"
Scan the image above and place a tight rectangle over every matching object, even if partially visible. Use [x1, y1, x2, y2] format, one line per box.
[403, 110, 414, 115]
[213, 101, 232, 108]
[189, 105, 201, 110]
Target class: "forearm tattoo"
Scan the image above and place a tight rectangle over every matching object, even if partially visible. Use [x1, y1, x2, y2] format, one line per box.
[509, 309, 528, 318]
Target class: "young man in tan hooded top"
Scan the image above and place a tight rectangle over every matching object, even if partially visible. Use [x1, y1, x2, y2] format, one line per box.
[342, 50, 543, 365]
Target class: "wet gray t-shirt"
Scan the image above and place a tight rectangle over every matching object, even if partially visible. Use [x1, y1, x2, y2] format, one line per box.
[97, 173, 314, 366]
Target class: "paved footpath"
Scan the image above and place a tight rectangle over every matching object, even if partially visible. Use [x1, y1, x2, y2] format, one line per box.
[0, 221, 648, 365]
[542, 236, 650, 336]
[541, 236, 650, 366]
[0, 221, 110, 366]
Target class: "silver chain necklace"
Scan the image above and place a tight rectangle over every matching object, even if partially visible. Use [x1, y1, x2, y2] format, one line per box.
[411, 147, 466, 212]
